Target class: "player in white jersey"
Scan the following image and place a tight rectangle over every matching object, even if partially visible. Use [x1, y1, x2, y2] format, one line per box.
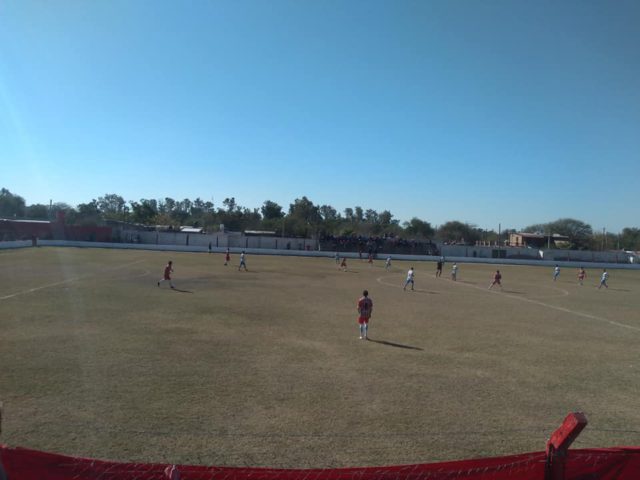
[598, 269, 609, 289]
[238, 251, 248, 271]
[385, 256, 392, 270]
[553, 265, 560, 281]
[451, 263, 458, 281]
[403, 267, 415, 291]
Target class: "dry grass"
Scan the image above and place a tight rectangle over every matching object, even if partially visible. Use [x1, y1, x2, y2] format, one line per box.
[1, 247, 640, 468]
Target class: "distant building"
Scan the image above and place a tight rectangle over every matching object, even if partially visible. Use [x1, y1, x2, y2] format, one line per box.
[509, 232, 570, 248]
[0, 213, 112, 242]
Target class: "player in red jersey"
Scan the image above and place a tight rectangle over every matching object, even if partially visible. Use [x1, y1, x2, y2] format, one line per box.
[224, 248, 230, 266]
[340, 257, 347, 271]
[577, 267, 586, 286]
[357, 290, 373, 340]
[158, 261, 175, 289]
[488, 269, 502, 290]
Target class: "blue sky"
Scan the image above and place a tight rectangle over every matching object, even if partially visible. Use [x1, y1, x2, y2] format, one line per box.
[1, 1, 638, 232]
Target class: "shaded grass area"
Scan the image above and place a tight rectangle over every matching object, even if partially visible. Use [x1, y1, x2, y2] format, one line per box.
[1, 247, 640, 468]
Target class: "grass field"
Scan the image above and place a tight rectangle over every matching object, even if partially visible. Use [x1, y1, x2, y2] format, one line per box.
[1, 246, 640, 468]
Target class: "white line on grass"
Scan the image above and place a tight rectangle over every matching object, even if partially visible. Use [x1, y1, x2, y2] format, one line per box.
[376, 274, 640, 333]
[0, 260, 145, 301]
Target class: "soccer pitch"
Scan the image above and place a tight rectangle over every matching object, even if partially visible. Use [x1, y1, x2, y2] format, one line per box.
[1, 247, 640, 468]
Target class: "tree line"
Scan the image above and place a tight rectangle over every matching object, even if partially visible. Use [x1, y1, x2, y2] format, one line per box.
[1, 188, 639, 250]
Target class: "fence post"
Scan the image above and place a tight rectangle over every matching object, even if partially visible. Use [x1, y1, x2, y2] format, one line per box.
[545, 412, 588, 480]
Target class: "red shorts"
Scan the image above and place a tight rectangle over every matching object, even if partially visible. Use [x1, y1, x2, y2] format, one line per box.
[164, 274, 171, 280]
[358, 316, 370, 325]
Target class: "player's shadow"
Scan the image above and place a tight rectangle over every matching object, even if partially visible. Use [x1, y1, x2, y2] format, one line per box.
[503, 290, 524, 294]
[368, 339, 423, 351]
[171, 288, 194, 294]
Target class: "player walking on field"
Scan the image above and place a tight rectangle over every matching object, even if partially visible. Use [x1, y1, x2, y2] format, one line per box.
[224, 248, 230, 266]
[488, 270, 502, 290]
[158, 261, 175, 289]
[357, 290, 373, 340]
[577, 267, 586, 286]
[598, 269, 609, 289]
[238, 251, 248, 271]
[385, 256, 392, 270]
[451, 263, 458, 281]
[340, 257, 347, 271]
[403, 267, 415, 291]
[436, 259, 443, 278]
[553, 265, 560, 281]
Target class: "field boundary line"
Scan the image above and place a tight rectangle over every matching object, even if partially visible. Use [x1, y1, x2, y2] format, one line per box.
[0, 260, 145, 301]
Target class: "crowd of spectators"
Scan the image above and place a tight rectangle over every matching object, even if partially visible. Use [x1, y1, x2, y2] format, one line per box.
[320, 234, 440, 256]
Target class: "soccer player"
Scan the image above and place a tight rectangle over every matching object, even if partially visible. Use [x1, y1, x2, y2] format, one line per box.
[340, 257, 347, 271]
[367, 253, 373, 265]
[158, 261, 175, 289]
[598, 269, 609, 289]
[488, 270, 502, 290]
[357, 290, 373, 340]
[334, 251, 340, 264]
[451, 263, 458, 281]
[577, 267, 586, 286]
[403, 267, 415, 291]
[553, 264, 560, 281]
[385, 256, 392, 270]
[238, 251, 248, 271]
[436, 259, 443, 278]
[224, 248, 230, 266]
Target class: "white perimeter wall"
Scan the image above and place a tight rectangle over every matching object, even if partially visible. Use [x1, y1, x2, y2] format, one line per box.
[1, 239, 636, 271]
[0, 240, 32, 249]
[124, 230, 317, 251]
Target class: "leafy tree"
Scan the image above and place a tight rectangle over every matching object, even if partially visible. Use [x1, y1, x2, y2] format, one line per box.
[545, 218, 593, 249]
[318, 205, 338, 221]
[437, 221, 480, 244]
[378, 210, 394, 226]
[222, 197, 238, 213]
[343, 208, 354, 222]
[354, 206, 364, 223]
[316, 204, 341, 236]
[261, 200, 284, 220]
[523, 219, 592, 249]
[620, 228, 640, 251]
[364, 209, 379, 224]
[158, 197, 176, 215]
[403, 217, 434, 238]
[25, 203, 50, 220]
[97, 194, 126, 219]
[288, 196, 321, 237]
[76, 200, 102, 225]
[0, 188, 26, 218]
[129, 199, 158, 224]
[522, 223, 546, 234]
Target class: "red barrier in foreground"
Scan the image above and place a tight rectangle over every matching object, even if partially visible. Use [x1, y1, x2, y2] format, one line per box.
[2, 413, 640, 479]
